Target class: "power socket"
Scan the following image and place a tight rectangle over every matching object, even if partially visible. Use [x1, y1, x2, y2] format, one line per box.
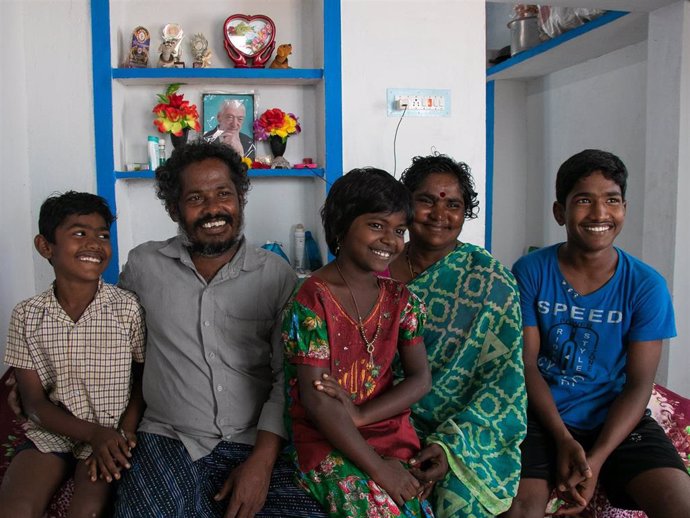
[388, 88, 451, 117]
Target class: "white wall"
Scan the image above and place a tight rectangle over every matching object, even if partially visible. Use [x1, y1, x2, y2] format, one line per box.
[527, 41, 648, 256]
[1, 0, 95, 363]
[1, 0, 487, 363]
[670, 3, 690, 395]
[342, 0, 487, 247]
[492, 42, 648, 268]
[492, 80, 529, 266]
[644, 2, 690, 395]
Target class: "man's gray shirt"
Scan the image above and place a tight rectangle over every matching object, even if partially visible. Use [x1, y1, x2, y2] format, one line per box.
[119, 236, 296, 461]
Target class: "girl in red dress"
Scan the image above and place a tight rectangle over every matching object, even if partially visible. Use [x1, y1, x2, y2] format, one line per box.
[282, 168, 434, 518]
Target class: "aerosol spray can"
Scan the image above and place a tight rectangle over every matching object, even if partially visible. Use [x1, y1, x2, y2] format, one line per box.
[294, 224, 306, 272]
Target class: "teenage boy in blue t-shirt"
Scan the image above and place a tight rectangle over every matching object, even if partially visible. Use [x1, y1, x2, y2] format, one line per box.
[502, 150, 690, 518]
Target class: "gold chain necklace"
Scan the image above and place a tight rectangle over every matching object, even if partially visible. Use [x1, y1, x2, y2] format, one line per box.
[406, 245, 420, 279]
[335, 260, 382, 369]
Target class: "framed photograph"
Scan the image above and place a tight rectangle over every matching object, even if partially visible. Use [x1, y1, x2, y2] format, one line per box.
[202, 93, 256, 159]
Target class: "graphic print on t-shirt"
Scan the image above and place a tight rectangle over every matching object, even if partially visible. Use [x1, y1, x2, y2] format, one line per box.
[542, 322, 600, 386]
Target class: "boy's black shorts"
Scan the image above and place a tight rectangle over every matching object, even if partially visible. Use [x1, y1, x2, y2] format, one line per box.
[520, 411, 688, 509]
[15, 439, 77, 468]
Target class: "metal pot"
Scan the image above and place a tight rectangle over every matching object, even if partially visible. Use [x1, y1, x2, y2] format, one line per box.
[508, 16, 541, 56]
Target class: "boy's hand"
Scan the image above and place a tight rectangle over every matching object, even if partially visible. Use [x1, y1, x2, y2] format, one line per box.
[89, 425, 132, 483]
[554, 464, 600, 516]
[5, 370, 27, 422]
[85, 455, 99, 482]
[372, 457, 421, 508]
[120, 428, 138, 450]
[313, 373, 363, 427]
[555, 436, 591, 504]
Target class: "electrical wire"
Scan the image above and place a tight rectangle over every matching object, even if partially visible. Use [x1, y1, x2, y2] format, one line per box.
[393, 105, 408, 177]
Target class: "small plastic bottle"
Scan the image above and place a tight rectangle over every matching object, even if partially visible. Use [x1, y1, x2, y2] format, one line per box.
[158, 138, 166, 166]
[147, 136, 159, 171]
[294, 224, 306, 271]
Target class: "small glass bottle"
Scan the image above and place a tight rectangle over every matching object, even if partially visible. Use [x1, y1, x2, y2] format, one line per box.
[158, 138, 166, 166]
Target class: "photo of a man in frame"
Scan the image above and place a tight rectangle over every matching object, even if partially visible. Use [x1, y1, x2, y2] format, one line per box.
[202, 94, 256, 159]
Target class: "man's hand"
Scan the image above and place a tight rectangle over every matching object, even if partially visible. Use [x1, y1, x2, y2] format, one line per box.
[408, 443, 449, 501]
[219, 132, 244, 158]
[313, 373, 363, 426]
[215, 453, 272, 518]
[5, 370, 26, 422]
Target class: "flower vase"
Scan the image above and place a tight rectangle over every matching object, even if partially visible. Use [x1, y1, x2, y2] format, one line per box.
[170, 128, 190, 150]
[269, 135, 291, 169]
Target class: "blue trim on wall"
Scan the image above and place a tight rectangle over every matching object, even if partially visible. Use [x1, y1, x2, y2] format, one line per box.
[90, 0, 119, 283]
[487, 11, 628, 78]
[324, 0, 343, 192]
[485, 81, 494, 253]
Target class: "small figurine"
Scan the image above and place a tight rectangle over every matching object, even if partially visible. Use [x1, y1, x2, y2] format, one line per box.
[128, 26, 150, 68]
[190, 33, 212, 68]
[158, 23, 184, 68]
[269, 43, 292, 69]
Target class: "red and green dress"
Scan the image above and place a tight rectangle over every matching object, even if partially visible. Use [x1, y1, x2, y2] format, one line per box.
[282, 275, 434, 518]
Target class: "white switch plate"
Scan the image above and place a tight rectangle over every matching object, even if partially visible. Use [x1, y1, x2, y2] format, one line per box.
[387, 88, 451, 117]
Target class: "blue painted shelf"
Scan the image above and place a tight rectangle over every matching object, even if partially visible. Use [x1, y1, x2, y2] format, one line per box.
[487, 11, 647, 81]
[91, 0, 343, 283]
[115, 168, 325, 180]
[112, 67, 323, 85]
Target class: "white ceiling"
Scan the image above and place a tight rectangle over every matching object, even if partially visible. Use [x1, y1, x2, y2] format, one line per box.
[487, 0, 679, 13]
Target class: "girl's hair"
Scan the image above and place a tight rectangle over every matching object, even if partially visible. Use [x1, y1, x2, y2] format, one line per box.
[400, 154, 479, 220]
[321, 168, 413, 255]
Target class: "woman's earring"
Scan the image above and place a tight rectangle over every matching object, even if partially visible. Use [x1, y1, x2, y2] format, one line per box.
[335, 239, 341, 256]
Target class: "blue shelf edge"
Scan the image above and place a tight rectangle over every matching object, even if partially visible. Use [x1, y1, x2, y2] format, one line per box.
[486, 11, 628, 78]
[112, 67, 323, 81]
[115, 168, 325, 180]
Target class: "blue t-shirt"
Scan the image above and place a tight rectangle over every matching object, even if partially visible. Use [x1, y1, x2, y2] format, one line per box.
[512, 244, 676, 430]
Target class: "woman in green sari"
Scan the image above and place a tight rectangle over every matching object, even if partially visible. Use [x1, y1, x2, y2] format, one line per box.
[387, 154, 527, 518]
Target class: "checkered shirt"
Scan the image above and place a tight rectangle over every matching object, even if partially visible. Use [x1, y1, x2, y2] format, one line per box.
[4, 280, 145, 459]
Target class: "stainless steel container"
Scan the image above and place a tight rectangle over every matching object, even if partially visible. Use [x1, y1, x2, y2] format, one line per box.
[508, 16, 540, 56]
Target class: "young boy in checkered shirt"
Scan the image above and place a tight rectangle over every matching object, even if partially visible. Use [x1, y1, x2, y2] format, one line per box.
[0, 192, 145, 517]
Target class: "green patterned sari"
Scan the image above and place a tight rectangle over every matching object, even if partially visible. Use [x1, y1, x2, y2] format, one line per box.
[401, 243, 527, 517]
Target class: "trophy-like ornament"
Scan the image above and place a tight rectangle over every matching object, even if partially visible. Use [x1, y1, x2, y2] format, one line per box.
[158, 23, 184, 68]
[191, 33, 212, 68]
[128, 26, 150, 68]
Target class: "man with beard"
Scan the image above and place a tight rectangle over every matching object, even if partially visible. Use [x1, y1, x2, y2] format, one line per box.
[112, 141, 326, 518]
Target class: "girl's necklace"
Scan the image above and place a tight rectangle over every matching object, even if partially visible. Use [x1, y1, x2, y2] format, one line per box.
[335, 260, 382, 370]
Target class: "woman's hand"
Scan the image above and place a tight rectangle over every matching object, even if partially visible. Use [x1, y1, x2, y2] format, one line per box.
[408, 443, 449, 500]
[313, 373, 363, 427]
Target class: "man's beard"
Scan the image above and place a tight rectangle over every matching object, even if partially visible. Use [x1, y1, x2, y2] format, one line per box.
[178, 212, 244, 257]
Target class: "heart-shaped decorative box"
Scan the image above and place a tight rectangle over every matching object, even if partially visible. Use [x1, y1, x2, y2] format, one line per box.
[223, 14, 276, 68]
